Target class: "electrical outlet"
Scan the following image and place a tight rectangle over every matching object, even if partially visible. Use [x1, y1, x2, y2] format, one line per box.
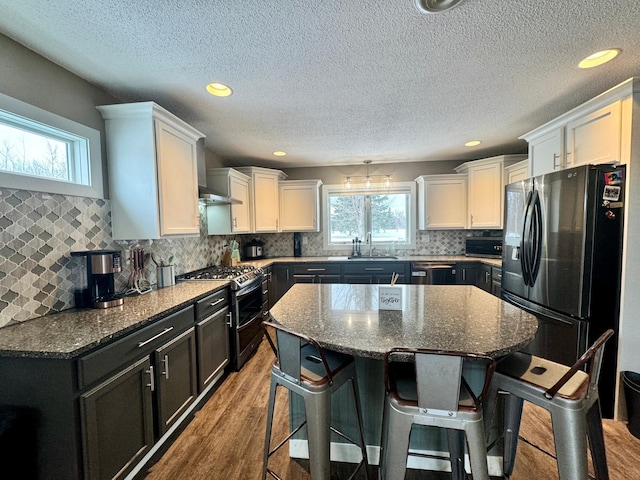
[421, 234, 430, 242]
[302, 237, 308, 245]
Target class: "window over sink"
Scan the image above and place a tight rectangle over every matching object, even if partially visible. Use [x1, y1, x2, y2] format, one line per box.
[322, 182, 416, 251]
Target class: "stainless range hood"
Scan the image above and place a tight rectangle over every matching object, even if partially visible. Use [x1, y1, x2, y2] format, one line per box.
[198, 186, 242, 205]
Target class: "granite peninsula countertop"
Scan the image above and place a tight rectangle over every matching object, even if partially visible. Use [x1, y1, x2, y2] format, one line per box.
[269, 283, 537, 360]
[0, 281, 229, 359]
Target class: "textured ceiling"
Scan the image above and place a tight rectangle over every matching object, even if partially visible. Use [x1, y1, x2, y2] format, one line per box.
[0, 0, 639, 168]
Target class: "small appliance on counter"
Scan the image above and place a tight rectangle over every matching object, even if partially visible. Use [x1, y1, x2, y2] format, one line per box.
[71, 250, 124, 309]
[293, 232, 302, 257]
[244, 239, 264, 260]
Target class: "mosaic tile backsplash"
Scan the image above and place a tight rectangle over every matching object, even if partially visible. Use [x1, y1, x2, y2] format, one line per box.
[0, 188, 233, 328]
[0, 186, 499, 329]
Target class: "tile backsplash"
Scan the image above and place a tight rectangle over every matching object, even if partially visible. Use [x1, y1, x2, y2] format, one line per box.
[0, 187, 499, 328]
[0, 188, 233, 328]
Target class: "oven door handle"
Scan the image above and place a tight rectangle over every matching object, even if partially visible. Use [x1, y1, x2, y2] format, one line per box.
[237, 310, 264, 330]
[235, 277, 263, 299]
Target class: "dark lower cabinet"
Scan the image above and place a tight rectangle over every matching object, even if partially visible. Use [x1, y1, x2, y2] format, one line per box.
[456, 262, 479, 285]
[476, 263, 492, 292]
[271, 263, 293, 305]
[196, 305, 230, 391]
[80, 357, 154, 480]
[154, 327, 198, 436]
[343, 261, 409, 284]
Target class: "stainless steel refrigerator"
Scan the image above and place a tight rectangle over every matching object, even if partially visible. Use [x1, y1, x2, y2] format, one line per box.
[502, 164, 625, 418]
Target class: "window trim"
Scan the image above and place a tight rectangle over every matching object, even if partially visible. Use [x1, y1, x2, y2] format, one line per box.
[0, 92, 103, 198]
[322, 181, 416, 251]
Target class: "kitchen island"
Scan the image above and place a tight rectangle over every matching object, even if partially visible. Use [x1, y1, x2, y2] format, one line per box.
[268, 283, 538, 476]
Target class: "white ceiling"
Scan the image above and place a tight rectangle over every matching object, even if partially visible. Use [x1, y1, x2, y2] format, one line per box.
[0, 0, 639, 169]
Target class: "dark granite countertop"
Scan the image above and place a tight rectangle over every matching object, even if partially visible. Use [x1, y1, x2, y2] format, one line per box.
[0, 281, 229, 359]
[269, 283, 537, 360]
[242, 255, 502, 268]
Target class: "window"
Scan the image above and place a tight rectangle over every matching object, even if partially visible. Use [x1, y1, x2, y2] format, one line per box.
[323, 182, 416, 250]
[0, 92, 103, 198]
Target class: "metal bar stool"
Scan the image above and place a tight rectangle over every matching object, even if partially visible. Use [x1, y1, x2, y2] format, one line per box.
[484, 329, 613, 480]
[261, 320, 370, 480]
[379, 348, 497, 480]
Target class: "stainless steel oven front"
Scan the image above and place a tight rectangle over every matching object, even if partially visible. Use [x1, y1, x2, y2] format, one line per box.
[231, 274, 264, 370]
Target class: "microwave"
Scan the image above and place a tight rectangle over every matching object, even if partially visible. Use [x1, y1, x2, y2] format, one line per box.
[465, 237, 503, 258]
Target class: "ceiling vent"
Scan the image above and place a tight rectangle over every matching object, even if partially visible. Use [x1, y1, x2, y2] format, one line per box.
[415, 0, 465, 13]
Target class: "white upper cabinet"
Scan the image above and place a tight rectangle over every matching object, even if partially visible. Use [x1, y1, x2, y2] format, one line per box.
[505, 159, 530, 184]
[236, 167, 287, 233]
[528, 128, 564, 177]
[97, 102, 203, 240]
[455, 155, 526, 229]
[565, 101, 622, 169]
[415, 174, 467, 230]
[522, 82, 629, 177]
[206, 168, 251, 234]
[279, 180, 322, 232]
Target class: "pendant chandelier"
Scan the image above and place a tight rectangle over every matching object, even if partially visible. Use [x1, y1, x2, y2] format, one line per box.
[344, 160, 392, 190]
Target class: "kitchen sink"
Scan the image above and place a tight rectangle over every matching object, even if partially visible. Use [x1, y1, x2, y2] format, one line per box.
[347, 255, 398, 259]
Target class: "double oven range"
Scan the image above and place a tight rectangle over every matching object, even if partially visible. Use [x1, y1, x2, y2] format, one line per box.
[178, 265, 264, 370]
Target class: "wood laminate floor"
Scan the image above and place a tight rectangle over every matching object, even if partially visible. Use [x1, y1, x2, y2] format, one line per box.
[145, 340, 640, 480]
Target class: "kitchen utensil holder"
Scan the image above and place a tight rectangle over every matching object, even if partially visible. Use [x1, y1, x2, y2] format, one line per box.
[157, 265, 175, 288]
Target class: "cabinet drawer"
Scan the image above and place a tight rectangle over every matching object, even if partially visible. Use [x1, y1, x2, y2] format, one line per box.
[78, 305, 195, 390]
[195, 289, 228, 321]
[343, 262, 406, 275]
[293, 264, 342, 275]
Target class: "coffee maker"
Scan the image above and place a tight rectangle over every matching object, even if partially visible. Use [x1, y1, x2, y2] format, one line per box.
[71, 250, 124, 309]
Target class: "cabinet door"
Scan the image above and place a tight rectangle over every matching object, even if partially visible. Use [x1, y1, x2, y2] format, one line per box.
[154, 327, 198, 436]
[155, 120, 200, 236]
[279, 182, 320, 232]
[566, 101, 622, 168]
[529, 128, 564, 177]
[456, 263, 479, 285]
[418, 176, 467, 229]
[476, 264, 492, 292]
[467, 162, 503, 229]
[506, 160, 530, 184]
[271, 264, 293, 304]
[253, 171, 280, 232]
[228, 174, 251, 233]
[196, 307, 230, 391]
[81, 357, 154, 480]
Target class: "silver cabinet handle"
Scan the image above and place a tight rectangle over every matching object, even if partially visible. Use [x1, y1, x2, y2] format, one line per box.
[210, 298, 225, 307]
[226, 312, 232, 327]
[162, 354, 170, 380]
[262, 289, 268, 295]
[462, 269, 466, 281]
[307, 268, 325, 272]
[365, 268, 384, 271]
[138, 327, 174, 348]
[146, 365, 155, 391]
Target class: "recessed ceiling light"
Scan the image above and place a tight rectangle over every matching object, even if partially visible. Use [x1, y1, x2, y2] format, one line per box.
[579, 49, 620, 69]
[273, 151, 287, 157]
[206, 82, 233, 97]
[465, 140, 482, 147]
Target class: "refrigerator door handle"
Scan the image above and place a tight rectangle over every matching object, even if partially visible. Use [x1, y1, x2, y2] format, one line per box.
[521, 190, 534, 286]
[530, 190, 543, 284]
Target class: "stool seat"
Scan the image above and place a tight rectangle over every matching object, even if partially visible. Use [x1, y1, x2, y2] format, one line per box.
[262, 321, 370, 480]
[485, 329, 613, 480]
